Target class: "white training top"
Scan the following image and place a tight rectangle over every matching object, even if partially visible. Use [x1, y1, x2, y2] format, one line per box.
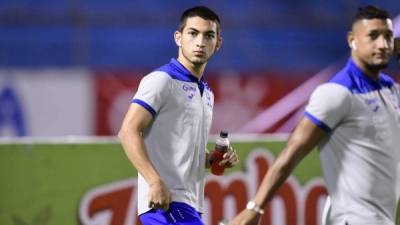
[305, 59, 400, 225]
[132, 58, 214, 215]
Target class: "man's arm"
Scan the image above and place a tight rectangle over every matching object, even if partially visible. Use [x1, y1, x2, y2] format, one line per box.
[118, 103, 171, 210]
[229, 116, 326, 225]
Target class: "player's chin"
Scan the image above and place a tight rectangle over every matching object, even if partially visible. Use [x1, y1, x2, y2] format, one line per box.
[191, 57, 208, 65]
[371, 58, 390, 68]
[371, 62, 389, 70]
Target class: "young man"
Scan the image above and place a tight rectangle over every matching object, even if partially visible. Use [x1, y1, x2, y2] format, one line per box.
[118, 6, 239, 225]
[229, 6, 400, 225]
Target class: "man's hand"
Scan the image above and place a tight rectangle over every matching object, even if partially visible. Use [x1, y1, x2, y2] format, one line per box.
[228, 209, 262, 225]
[219, 146, 239, 168]
[148, 179, 172, 211]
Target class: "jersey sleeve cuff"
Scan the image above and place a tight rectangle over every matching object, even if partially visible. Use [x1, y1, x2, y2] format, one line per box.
[304, 111, 332, 133]
[132, 99, 156, 117]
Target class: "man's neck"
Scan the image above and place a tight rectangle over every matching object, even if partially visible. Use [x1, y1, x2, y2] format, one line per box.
[352, 56, 380, 81]
[177, 56, 206, 81]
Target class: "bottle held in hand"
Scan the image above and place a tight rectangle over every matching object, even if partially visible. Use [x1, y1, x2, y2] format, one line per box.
[210, 131, 230, 175]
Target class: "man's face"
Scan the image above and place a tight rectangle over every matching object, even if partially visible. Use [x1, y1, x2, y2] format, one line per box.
[175, 16, 221, 66]
[394, 37, 400, 65]
[351, 18, 394, 70]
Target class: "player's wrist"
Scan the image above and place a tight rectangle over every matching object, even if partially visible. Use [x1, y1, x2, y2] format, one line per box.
[246, 200, 264, 215]
[148, 177, 164, 187]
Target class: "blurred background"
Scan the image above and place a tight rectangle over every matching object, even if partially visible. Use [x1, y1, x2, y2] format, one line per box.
[1, 1, 400, 225]
[0, 0, 400, 137]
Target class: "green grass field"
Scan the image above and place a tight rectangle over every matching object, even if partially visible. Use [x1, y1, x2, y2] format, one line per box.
[0, 140, 399, 225]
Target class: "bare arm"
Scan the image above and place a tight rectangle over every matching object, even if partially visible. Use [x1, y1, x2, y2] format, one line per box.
[254, 116, 325, 207]
[119, 103, 160, 183]
[229, 116, 326, 225]
[118, 103, 171, 210]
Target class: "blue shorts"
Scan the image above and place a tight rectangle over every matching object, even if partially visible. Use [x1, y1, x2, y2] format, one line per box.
[139, 202, 205, 225]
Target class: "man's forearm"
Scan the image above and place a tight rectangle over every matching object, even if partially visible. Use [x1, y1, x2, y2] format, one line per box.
[253, 147, 298, 207]
[251, 117, 324, 208]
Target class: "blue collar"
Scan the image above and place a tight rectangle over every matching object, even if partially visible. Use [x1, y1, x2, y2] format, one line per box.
[169, 58, 204, 83]
[156, 58, 210, 96]
[346, 58, 393, 89]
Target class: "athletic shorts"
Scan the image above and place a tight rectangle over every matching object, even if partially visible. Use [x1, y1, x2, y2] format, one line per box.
[139, 201, 205, 225]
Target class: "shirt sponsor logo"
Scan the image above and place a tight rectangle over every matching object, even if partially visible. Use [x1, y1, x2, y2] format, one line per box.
[182, 84, 196, 100]
[365, 98, 378, 105]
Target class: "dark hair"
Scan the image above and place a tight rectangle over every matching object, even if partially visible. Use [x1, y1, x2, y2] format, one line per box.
[352, 5, 391, 26]
[178, 6, 221, 34]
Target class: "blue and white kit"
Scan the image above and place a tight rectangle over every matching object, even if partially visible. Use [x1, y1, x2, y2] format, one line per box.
[132, 58, 214, 219]
[305, 59, 400, 225]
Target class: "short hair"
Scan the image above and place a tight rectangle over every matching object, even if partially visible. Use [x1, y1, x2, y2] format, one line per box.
[178, 6, 221, 35]
[352, 5, 391, 26]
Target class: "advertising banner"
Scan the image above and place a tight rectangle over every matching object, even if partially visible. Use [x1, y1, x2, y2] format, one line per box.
[0, 69, 94, 137]
[0, 137, 398, 225]
[94, 72, 313, 136]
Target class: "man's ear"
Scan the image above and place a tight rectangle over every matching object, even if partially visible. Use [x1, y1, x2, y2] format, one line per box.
[347, 31, 356, 50]
[174, 31, 182, 47]
[215, 36, 223, 52]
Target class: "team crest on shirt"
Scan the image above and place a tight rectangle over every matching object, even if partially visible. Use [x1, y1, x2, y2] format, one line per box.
[182, 84, 196, 100]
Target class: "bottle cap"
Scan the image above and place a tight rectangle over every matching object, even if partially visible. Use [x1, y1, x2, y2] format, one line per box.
[219, 131, 228, 138]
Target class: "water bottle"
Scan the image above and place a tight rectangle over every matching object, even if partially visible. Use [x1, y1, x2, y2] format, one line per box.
[210, 131, 230, 176]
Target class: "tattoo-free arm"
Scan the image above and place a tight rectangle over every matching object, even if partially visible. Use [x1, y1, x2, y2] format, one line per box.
[253, 116, 326, 208]
[118, 103, 172, 210]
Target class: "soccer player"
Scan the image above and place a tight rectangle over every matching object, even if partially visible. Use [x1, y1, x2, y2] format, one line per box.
[229, 5, 400, 225]
[118, 6, 239, 225]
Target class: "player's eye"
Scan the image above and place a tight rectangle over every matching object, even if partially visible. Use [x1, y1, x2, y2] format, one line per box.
[206, 34, 215, 39]
[369, 32, 379, 40]
[188, 31, 197, 37]
[384, 32, 393, 41]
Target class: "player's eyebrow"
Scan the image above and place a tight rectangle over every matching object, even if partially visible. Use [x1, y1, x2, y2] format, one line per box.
[186, 27, 199, 32]
[186, 27, 216, 34]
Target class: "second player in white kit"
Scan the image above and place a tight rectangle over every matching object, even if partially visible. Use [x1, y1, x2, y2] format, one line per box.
[229, 5, 400, 225]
